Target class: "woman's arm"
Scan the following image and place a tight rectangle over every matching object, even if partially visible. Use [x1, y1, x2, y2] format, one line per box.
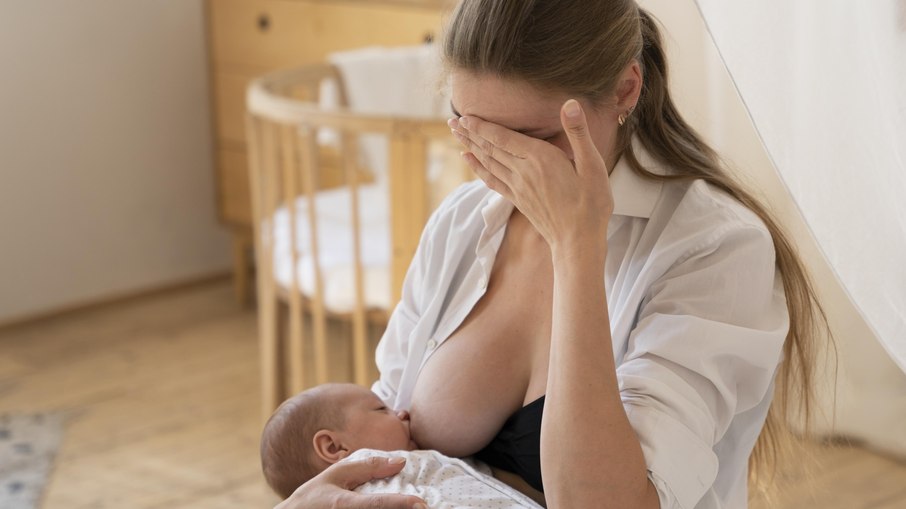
[543, 245, 659, 509]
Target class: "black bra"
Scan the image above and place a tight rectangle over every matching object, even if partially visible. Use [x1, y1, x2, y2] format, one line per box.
[474, 395, 545, 493]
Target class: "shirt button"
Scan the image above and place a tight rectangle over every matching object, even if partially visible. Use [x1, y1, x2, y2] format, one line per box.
[478, 276, 488, 289]
[427, 339, 437, 350]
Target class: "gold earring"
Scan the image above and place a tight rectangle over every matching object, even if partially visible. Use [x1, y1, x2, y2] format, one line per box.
[618, 105, 636, 127]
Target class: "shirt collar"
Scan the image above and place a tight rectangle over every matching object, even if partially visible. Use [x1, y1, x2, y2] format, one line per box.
[479, 136, 665, 228]
[609, 137, 665, 219]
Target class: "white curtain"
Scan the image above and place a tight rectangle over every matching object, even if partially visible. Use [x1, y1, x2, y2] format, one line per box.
[692, 0, 906, 372]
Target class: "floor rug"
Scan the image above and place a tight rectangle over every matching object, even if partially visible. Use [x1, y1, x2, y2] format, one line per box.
[0, 413, 66, 509]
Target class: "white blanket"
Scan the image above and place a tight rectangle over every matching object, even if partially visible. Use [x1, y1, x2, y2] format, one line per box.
[318, 44, 451, 187]
[346, 449, 543, 509]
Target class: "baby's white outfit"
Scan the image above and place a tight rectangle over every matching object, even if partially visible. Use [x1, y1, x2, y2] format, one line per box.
[345, 449, 543, 508]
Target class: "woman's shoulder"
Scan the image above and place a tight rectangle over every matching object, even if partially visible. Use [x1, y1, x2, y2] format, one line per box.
[653, 170, 768, 229]
[408, 180, 494, 261]
[426, 179, 493, 228]
[631, 139, 769, 237]
[683, 179, 768, 231]
[438, 179, 492, 210]
[651, 176, 774, 260]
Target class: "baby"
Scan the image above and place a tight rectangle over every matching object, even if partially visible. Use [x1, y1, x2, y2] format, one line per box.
[260, 383, 543, 508]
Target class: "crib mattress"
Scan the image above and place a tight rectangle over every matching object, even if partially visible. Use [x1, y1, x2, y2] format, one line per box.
[271, 184, 393, 313]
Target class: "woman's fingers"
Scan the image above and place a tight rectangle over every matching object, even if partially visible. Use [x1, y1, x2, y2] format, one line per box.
[273, 456, 427, 509]
[461, 152, 514, 201]
[323, 456, 408, 489]
[451, 128, 513, 185]
[451, 116, 529, 161]
[317, 457, 427, 508]
[449, 116, 531, 186]
[560, 99, 607, 177]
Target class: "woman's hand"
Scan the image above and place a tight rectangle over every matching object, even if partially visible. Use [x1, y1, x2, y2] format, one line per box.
[449, 99, 614, 259]
[275, 456, 427, 509]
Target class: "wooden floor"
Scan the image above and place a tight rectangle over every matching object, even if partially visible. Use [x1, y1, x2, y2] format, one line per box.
[1, 279, 905, 509]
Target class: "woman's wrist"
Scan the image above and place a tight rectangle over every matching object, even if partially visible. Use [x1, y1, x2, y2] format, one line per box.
[550, 238, 608, 274]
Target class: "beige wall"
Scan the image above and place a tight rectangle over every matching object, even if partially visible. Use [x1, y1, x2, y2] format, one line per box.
[0, 1, 230, 324]
[641, 0, 906, 453]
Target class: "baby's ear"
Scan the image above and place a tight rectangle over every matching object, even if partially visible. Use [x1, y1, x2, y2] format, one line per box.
[312, 429, 349, 464]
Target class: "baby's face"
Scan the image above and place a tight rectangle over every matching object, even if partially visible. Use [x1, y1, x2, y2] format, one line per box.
[339, 387, 417, 452]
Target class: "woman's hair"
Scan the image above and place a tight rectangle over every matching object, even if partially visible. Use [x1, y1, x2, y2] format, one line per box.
[443, 0, 835, 497]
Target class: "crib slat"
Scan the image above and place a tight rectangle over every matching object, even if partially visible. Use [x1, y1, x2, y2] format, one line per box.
[299, 127, 330, 386]
[340, 130, 370, 387]
[279, 124, 307, 395]
[389, 129, 429, 305]
[248, 114, 283, 418]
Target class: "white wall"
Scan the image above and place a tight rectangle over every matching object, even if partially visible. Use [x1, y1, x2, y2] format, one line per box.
[641, 0, 906, 455]
[0, 1, 230, 323]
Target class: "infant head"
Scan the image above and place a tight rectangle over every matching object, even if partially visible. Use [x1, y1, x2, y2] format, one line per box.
[260, 383, 416, 498]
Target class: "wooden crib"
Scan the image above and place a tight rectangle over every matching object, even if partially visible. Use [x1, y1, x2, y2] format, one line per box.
[245, 63, 469, 417]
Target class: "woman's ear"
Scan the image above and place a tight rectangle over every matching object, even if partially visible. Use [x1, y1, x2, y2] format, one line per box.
[312, 429, 351, 464]
[615, 60, 643, 112]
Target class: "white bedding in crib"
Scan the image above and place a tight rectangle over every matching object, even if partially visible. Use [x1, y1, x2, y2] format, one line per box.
[268, 44, 462, 314]
[271, 184, 393, 313]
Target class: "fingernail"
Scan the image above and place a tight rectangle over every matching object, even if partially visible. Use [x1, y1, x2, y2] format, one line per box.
[459, 117, 470, 129]
[447, 117, 459, 129]
[388, 457, 406, 465]
[564, 99, 581, 118]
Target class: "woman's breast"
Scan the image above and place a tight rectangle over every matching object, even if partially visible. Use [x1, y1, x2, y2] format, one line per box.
[409, 224, 553, 457]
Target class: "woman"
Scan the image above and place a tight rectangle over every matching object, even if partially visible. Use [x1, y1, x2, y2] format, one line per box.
[277, 1, 828, 507]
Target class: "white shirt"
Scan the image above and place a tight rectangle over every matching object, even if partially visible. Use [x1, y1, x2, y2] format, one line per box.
[348, 449, 543, 508]
[372, 139, 789, 509]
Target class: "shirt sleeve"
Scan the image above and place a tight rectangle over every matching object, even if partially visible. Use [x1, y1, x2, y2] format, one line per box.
[617, 223, 789, 509]
[370, 210, 438, 407]
[371, 182, 474, 407]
